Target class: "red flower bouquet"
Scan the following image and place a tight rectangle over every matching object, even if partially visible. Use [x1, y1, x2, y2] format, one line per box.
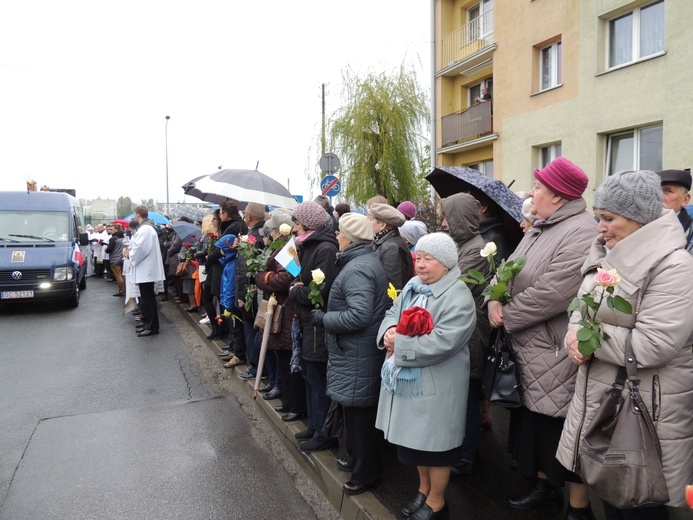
[395, 306, 434, 337]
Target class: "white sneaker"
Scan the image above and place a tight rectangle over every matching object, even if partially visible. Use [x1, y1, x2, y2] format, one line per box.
[199, 316, 210, 324]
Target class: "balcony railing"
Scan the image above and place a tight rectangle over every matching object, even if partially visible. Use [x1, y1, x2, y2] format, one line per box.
[441, 10, 494, 67]
[441, 101, 492, 148]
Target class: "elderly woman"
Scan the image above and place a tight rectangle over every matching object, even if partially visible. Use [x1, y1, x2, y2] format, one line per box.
[288, 201, 339, 452]
[310, 212, 388, 495]
[255, 209, 307, 413]
[368, 203, 414, 292]
[487, 157, 597, 518]
[557, 170, 693, 520]
[376, 233, 476, 520]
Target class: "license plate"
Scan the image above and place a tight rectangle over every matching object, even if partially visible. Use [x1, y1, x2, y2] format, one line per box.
[1, 290, 34, 299]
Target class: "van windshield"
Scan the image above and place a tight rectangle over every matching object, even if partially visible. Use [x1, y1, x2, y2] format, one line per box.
[0, 210, 71, 242]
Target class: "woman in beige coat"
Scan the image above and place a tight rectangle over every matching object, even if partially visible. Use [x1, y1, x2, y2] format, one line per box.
[558, 170, 693, 519]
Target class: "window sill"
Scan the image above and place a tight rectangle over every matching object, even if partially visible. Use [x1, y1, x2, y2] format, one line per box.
[531, 84, 563, 97]
[597, 51, 666, 77]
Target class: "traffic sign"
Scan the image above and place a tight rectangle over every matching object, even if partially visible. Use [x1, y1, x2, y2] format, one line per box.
[319, 153, 340, 174]
[321, 175, 341, 197]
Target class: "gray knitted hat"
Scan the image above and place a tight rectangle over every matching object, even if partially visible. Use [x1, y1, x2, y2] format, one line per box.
[399, 220, 428, 247]
[593, 170, 664, 225]
[415, 232, 458, 270]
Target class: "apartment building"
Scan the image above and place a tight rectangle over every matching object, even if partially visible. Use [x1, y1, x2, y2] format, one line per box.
[433, 0, 693, 203]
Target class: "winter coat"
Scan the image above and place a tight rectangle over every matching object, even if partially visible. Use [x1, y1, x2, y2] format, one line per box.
[323, 241, 388, 408]
[288, 227, 339, 362]
[206, 216, 246, 298]
[501, 198, 597, 418]
[255, 238, 297, 351]
[129, 221, 166, 284]
[215, 235, 238, 310]
[375, 266, 476, 452]
[166, 235, 182, 276]
[373, 228, 414, 292]
[479, 215, 517, 263]
[235, 221, 265, 319]
[443, 192, 492, 380]
[105, 231, 124, 265]
[556, 210, 693, 507]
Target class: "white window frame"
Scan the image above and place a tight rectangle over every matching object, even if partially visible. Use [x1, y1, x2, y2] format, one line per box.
[539, 143, 562, 169]
[468, 160, 494, 178]
[468, 79, 493, 106]
[539, 41, 562, 91]
[605, 123, 662, 176]
[467, 0, 493, 42]
[606, 0, 664, 70]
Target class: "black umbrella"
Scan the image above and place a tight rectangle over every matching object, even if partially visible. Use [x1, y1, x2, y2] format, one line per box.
[183, 169, 297, 210]
[426, 166, 524, 247]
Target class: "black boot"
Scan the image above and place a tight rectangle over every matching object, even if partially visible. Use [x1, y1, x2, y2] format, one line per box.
[206, 325, 222, 340]
[508, 479, 563, 510]
[563, 503, 596, 520]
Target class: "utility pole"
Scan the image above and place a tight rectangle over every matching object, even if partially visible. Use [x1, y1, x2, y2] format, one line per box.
[321, 83, 326, 157]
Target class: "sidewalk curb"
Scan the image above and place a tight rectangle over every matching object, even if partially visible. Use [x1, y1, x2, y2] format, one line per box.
[176, 305, 395, 520]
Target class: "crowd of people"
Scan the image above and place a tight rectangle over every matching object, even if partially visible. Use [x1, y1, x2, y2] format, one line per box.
[87, 162, 693, 520]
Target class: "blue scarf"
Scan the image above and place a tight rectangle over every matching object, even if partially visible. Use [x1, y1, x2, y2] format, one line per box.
[381, 279, 433, 398]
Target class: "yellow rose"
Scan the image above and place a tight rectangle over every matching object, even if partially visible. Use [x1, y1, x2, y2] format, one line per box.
[387, 283, 399, 301]
[279, 223, 292, 236]
[311, 268, 325, 285]
[480, 242, 498, 258]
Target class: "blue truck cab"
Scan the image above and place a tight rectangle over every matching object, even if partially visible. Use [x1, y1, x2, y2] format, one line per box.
[0, 191, 89, 308]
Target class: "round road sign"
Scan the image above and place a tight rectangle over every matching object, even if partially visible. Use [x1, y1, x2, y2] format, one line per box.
[320, 175, 341, 197]
[319, 153, 340, 174]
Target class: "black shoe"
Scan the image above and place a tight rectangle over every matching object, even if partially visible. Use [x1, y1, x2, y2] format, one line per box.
[158, 295, 169, 302]
[218, 349, 232, 357]
[294, 428, 315, 440]
[275, 405, 289, 414]
[507, 479, 563, 511]
[409, 502, 448, 520]
[112, 293, 123, 297]
[186, 306, 199, 313]
[402, 492, 427, 517]
[342, 479, 380, 496]
[263, 388, 282, 400]
[206, 329, 222, 340]
[281, 412, 306, 423]
[336, 458, 353, 473]
[135, 327, 146, 333]
[137, 330, 160, 337]
[258, 383, 273, 393]
[564, 503, 596, 520]
[299, 437, 336, 453]
[237, 371, 257, 380]
[450, 459, 474, 476]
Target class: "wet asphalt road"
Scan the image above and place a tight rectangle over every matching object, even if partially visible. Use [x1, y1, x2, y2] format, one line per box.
[0, 276, 337, 520]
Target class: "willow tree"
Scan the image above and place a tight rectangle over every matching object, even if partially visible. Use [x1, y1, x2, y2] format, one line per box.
[328, 65, 429, 205]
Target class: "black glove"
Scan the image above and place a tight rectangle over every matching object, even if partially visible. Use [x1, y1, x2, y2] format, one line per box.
[194, 250, 207, 260]
[310, 309, 325, 326]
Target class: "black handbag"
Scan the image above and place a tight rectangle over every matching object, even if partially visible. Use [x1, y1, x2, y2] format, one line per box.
[579, 331, 669, 508]
[481, 327, 522, 407]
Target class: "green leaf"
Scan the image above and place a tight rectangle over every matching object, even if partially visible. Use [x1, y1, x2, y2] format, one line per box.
[576, 328, 592, 342]
[610, 295, 632, 315]
[489, 282, 507, 301]
[567, 298, 580, 315]
[602, 331, 611, 341]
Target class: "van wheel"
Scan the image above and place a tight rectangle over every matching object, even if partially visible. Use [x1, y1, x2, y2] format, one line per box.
[79, 275, 87, 291]
[67, 286, 80, 308]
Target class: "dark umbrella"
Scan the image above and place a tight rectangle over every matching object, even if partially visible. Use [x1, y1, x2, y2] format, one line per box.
[171, 221, 201, 246]
[183, 169, 297, 210]
[426, 166, 524, 247]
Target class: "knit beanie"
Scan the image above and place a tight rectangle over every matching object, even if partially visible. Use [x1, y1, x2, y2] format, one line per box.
[339, 213, 373, 243]
[267, 208, 294, 231]
[593, 170, 664, 225]
[534, 157, 589, 200]
[292, 201, 327, 230]
[397, 201, 417, 220]
[415, 232, 458, 270]
[399, 220, 428, 247]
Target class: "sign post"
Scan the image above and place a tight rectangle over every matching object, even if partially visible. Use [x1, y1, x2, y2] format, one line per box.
[319, 153, 341, 202]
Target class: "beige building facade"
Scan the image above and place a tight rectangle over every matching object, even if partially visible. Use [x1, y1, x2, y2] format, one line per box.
[434, 0, 693, 205]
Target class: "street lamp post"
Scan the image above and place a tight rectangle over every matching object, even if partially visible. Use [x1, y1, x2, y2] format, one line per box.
[165, 115, 171, 217]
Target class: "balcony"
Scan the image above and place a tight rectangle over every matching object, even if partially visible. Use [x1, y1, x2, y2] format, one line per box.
[439, 10, 495, 77]
[440, 101, 493, 149]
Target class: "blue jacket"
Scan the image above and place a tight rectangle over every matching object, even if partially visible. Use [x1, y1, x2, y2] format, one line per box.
[215, 235, 237, 310]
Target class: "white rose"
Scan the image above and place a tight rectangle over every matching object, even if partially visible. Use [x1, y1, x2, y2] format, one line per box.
[279, 223, 292, 236]
[480, 242, 497, 258]
[240, 235, 248, 243]
[311, 268, 325, 285]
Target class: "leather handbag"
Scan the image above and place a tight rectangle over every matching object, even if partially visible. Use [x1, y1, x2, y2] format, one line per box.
[579, 331, 669, 508]
[175, 261, 189, 276]
[481, 327, 522, 407]
[254, 298, 283, 334]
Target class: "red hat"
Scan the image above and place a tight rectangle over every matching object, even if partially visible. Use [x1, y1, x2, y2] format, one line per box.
[534, 157, 589, 200]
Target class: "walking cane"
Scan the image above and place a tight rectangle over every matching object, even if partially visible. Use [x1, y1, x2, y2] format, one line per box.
[253, 294, 277, 399]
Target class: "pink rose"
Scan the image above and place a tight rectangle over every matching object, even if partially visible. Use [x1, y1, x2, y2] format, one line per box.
[594, 268, 621, 288]
[247, 235, 257, 245]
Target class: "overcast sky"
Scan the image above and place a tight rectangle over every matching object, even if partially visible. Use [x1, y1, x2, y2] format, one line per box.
[0, 1, 430, 205]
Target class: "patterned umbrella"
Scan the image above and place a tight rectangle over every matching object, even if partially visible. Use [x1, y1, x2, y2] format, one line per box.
[168, 205, 213, 222]
[426, 166, 524, 247]
[183, 169, 297, 210]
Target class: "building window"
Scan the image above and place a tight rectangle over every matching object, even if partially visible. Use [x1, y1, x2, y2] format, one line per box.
[467, 0, 493, 42]
[469, 78, 493, 106]
[468, 160, 494, 178]
[540, 41, 562, 91]
[608, 0, 664, 69]
[539, 143, 562, 168]
[606, 124, 662, 176]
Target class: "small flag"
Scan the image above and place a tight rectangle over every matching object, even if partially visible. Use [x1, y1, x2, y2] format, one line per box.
[72, 244, 85, 267]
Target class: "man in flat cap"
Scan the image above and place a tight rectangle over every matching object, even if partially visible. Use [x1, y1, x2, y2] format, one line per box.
[657, 169, 693, 254]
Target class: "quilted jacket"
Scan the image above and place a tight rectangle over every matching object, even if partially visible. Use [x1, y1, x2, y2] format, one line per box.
[501, 198, 597, 417]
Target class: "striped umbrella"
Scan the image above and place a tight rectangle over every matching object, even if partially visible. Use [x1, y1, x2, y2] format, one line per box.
[183, 169, 297, 210]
